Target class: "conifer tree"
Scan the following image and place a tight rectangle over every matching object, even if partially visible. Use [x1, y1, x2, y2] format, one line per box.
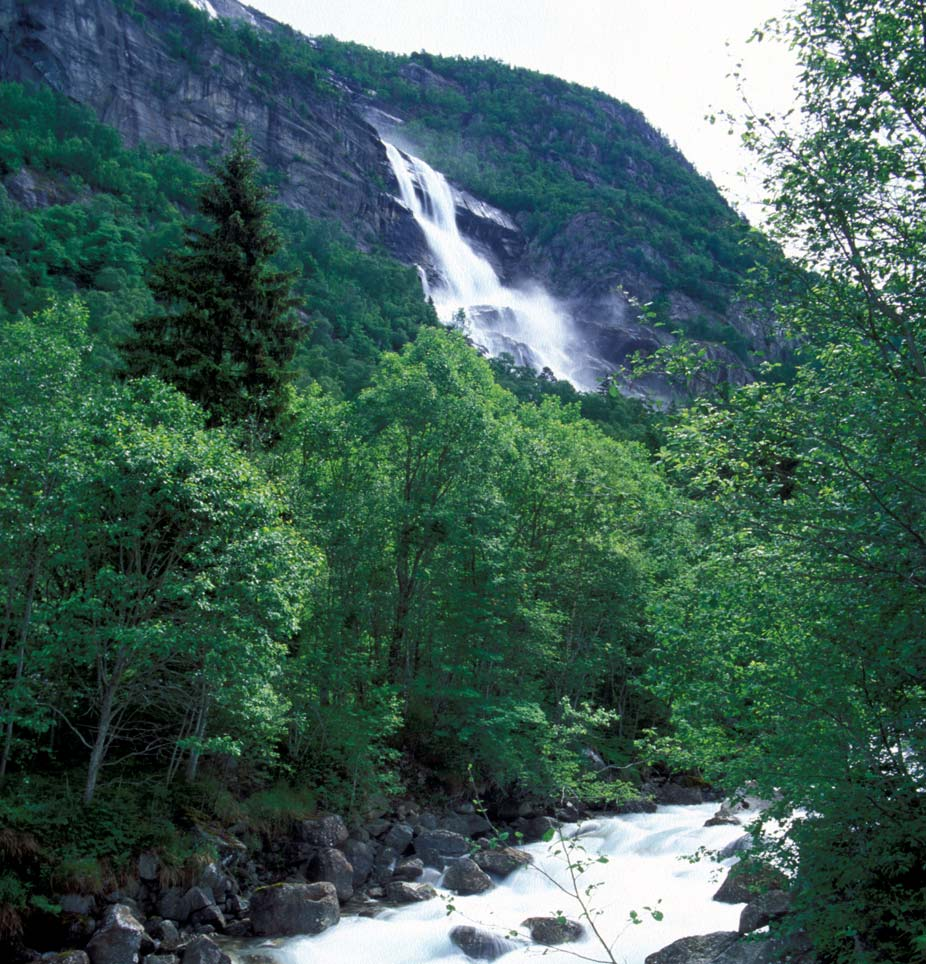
[126, 130, 299, 435]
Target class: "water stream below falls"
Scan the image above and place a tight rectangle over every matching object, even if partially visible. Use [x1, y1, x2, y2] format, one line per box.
[384, 143, 594, 391]
[248, 803, 747, 964]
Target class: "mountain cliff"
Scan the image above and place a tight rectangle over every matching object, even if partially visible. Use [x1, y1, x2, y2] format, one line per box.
[0, 0, 783, 397]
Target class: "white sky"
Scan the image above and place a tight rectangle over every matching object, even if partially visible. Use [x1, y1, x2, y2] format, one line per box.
[247, 0, 800, 223]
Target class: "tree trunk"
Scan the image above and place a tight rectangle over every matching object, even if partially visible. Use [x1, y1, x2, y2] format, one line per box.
[0, 554, 38, 783]
[84, 680, 116, 806]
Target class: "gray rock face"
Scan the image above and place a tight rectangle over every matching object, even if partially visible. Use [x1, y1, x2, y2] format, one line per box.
[86, 903, 146, 964]
[438, 812, 493, 837]
[44, 953, 91, 964]
[149, 918, 181, 949]
[58, 893, 95, 915]
[181, 935, 232, 964]
[413, 828, 470, 869]
[385, 881, 438, 904]
[522, 916, 584, 945]
[308, 847, 354, 902]
[714, 865, 788, 905]
[0, 0, 407, 246]
[137, 853, 159, 881]
[472, 847, 533, 877]
[142, 955, 179, 964]
[299, 815, 349, 849]
[719, 835, 754, 860]
[449, 925, 521, 961]
[250, 882, 340, 937]
[739, 889, 791, 935]
[441, 857, 493, 895]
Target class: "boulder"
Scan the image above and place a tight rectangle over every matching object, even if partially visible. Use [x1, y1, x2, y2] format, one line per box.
[181, 935, 231, 964]
[385, 881, 438, 904]
[142, 956, 178, 964]
[298, 815, 349, 848]
[515, 815, 557, 842]
[250, 882, 339, 937]
[413, 829, 470, 869]
[439, 813, 493, 837]
[718, 835, 753, 860]
[449, 925, 521, 961]
[308, 848, 354, 902]
[705, 805, 741, 827]
[137, 854, 159, 882]
[391, 857, 424, 881]
[343, 839, 377, 887]
[442, 858, 493, 895]
[177, 887, 215, 924]
[58, 894, 95, 916]
[522, 916, 583, 945]
[645, 932, 739, 964]
[382, 822, 414, 854]
[739, 889, 791, 934]
[149, 919, 181, 950]
[86, 904, 146, 964]
[190, 903, 225, 931]
[157, 888, 185, 922]
[714, 864, 788, 904]
[611, 795, 658, 814]
[44, 954, 90, 964]
[654, 782, 704, 806]
[224, 919, 252, 938]
[472, 847, 532, 877]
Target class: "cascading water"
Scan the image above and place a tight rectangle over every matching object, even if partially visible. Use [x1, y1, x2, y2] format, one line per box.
[384, 143, 592, 390]
[237, 804, 752, 964]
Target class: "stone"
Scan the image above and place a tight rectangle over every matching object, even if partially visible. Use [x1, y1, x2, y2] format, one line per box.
[522, 916, 584, 945]
[137, 853, 159, 881]
[142, 956, 178, 964]
[645, 932, 739, 964]
[449, 925, 521, 961]
[224, 919, 252, 937]
[472, 847, 533, 877]
[250, 882, 340, 937]
[307, 848, 354, 902]
[180, 887, 216, 921]
[150, 919, 181, 950]
[438, 813, 493, 837]
[225, 893, 248, 918]
[381, 822, 414, 854]
[181, 935, 231, 964]
[718, 835, 754, 860]
[518, 815, 557, 842]
[43, 954, 90, 964]
[654, 782, 704, 806]
[739, 890, 791, 934]
[155, 888, 183, 922]
[413, 829, 471, 869]
[384, 881, 438, 904]
[58, 894, 95, 915]
[714, 864, 789, 905]
[197, 863, 233, 897]
[391, 857, 424, 881]
[705, 805, 741, 827]
[343, 839, 377, 887]
[611, 796, 658, 814]
[442, 858, 493, 896]
[190, 903, 226, 931]
[298, 815, 349, 848]
[86, 904, 145, 964]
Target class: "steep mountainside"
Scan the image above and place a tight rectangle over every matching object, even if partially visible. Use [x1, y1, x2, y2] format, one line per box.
[0, 0, 784, 395]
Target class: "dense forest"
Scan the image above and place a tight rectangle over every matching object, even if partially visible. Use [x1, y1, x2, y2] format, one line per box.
[2, 0, 926, 962]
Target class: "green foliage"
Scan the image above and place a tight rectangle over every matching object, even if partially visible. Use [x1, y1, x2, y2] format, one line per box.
[648, 3, 926, 960]
[125, 130, 300, 435]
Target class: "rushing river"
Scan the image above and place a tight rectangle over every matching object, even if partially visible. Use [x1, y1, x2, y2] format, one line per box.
[244, 803, 748, 964]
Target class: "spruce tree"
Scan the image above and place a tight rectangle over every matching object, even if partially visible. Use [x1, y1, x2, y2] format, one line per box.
[126, 130, 299, 435]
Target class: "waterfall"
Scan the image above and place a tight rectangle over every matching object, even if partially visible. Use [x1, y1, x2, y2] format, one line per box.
[256, 804, 751, 964]
[384, 143, 592, 390]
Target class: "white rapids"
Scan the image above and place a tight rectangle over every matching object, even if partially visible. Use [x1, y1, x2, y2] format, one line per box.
[384, 143, 593, 391]
[248, 803, 749, 964]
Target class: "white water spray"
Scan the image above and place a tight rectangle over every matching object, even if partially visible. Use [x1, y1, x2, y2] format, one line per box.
[242, 804, 750, 964]
[384, 143, 592, 390]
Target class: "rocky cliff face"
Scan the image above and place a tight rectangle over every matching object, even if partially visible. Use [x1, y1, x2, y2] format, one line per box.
[0, 0, 416, 247]
[0, 0, 777, 397]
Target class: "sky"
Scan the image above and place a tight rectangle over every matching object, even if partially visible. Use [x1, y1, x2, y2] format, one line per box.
[246, 0, 799, 223]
